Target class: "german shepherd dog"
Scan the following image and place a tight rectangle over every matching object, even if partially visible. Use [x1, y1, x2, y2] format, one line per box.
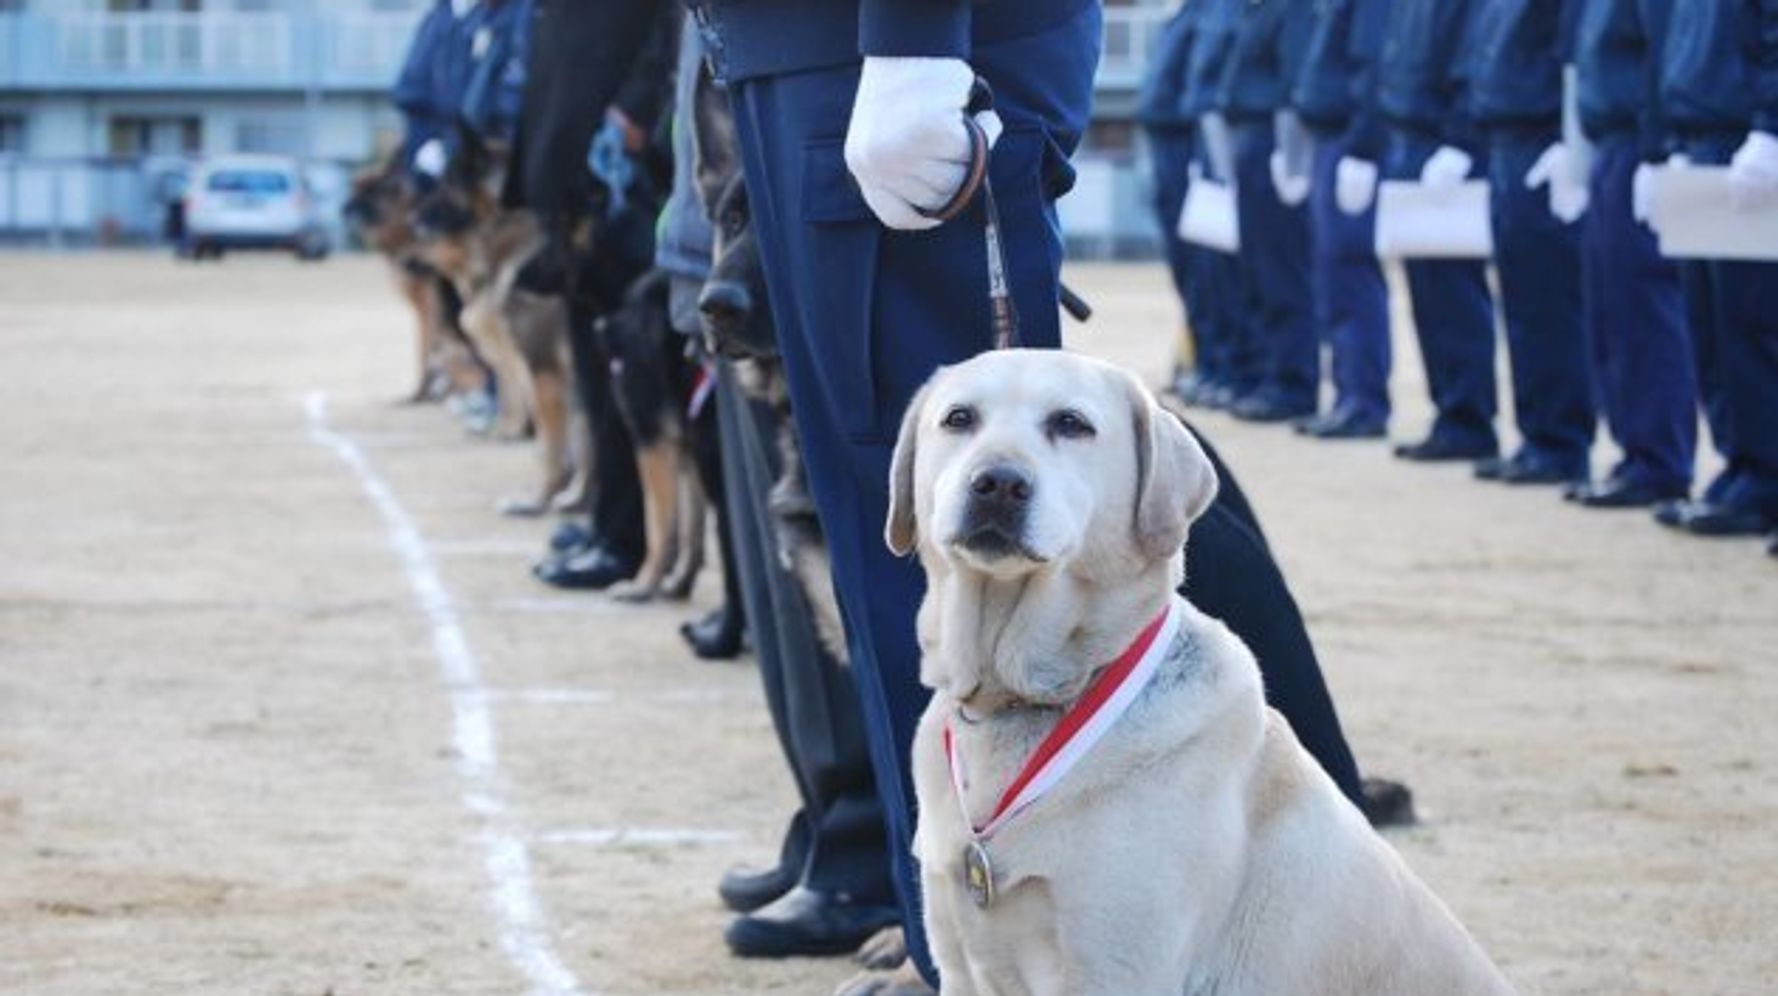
[341, 155, 485, 405]
[411, 130, 588, 517]
[691, 68, 848, 664]
[595, 269, 722, 604]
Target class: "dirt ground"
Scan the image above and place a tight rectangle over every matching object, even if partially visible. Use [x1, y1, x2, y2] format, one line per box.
[0, 251, 1773, 996]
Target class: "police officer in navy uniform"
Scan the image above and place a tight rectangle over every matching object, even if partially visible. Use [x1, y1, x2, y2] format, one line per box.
[1219, 0, 1321, 424]
[1292, 0, 1395, 440]
[1138, 2, 1209, 399]
[1373, 0, 1503, 464]
[1469, 0, 1598, 486]
[1652, 0, 1778, 548]
[1567, 0, 1701, 510]
[1178, 0, 1261, 409]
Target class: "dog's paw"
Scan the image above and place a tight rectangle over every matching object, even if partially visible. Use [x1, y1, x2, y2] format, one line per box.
[497, 497, 548, 518]
[854, 926, 907, 971]
[832, 963, 932, 996]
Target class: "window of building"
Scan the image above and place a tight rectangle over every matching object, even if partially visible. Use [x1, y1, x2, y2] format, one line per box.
[234, 116, 306, 156]
[0, 116, 24, 154]
[108, 116, 202, 157]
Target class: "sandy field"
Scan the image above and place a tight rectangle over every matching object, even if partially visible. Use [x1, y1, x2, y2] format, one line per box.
[0, 251, 1774, 996]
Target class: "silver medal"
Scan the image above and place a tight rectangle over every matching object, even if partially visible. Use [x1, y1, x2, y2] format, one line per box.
[964, 840, 995, 909]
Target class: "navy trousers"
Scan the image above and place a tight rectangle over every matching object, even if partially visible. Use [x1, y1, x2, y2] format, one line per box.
[1581, 136, 1697, 493]
[1678, 134, 1778, 515]
[1146, 124, 1198, 342]
[1181, 133, 1256, 393]
[1232, 119, 1320, 411]
[1309, 127, 1392, 423]
[729, 7, 1369, 979]
[1488, 133, 1594, 468]
[1384, 130, 1500, 449]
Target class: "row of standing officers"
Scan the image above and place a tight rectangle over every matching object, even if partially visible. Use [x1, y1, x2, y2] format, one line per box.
[1141, 0, 1778, 555]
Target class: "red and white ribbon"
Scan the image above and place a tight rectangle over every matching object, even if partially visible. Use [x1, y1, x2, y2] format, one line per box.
[944, 594, 1183, 842]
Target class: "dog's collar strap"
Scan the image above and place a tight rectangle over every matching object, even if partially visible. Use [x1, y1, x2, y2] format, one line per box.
[944, 595, 1183, 842]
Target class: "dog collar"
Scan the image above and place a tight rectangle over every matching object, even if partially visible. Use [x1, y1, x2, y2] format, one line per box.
[943, 595, 1183, 907]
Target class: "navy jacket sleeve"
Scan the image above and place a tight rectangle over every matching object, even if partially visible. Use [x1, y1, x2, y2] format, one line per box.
[860, 0, 971, 59]
[1637, 0, 1672, 157]
[1441, 0, 1482, 151]
[1347, 0, 1390, 158]
[1757, 0, 1778, 133]
[510, 0, 661, 221]
[393, 3, 449, 134]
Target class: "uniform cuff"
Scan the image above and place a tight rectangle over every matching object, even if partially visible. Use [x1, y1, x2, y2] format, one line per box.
[859, 0, 971, 59]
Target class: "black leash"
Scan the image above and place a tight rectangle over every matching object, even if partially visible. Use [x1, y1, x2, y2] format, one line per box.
[916, 80, 1092, 350]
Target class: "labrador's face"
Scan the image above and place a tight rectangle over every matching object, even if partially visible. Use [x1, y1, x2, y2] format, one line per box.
[887, 350, 1217, 580]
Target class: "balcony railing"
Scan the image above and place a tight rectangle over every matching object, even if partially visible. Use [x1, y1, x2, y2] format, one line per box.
[2, 6, 1163, 94]
[0, 9, 423, 91]
[1097, 4, 1170, 90]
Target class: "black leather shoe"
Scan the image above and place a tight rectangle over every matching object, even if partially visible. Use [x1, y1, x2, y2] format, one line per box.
[1301, 410, 1387, 440]
[724, 887, 901, 959]
[1396, 435, 1497, 463]
[1572, 478, 1688, 509]
[1497, 454, 1587, 486]
[1360, 777, 1417, 829]
[1231, 394, 1316, 424]
[1652, 498, 1693, 528]
[1767, 532, 1778, 559]
[531, 544, 638, 590]
[681, 606, 745, 661]
[1472, 456, 1510, 481]
[1681, 503, 1775, 537]
[718, 862, 798, 915]
[548, 520, 593, 553]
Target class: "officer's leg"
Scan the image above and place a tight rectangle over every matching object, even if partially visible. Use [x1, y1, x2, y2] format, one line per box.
[1487, 136, 1592, 474]
[1311, 129, 1391, 427]
[1387, 131, 1498, 453]
[728, 11, 1103, 980]
[1182, 501, 1363, 805]
[714, 363, 897, 953]
[1712, 258, 1778, 520]
[1584, 139, 1696, 495]
[1231, 120, 1318, 417]
[1146, 127, 1196, 327]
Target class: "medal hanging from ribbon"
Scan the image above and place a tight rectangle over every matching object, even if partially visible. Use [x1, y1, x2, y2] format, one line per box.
[943, 595, 1184, 909]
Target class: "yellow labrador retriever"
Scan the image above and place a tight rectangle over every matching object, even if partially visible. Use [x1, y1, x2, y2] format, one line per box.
[886, 349, 1515, 996]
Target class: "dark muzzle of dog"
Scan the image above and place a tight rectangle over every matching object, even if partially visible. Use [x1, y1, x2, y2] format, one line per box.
[959, 463, 1035, 559]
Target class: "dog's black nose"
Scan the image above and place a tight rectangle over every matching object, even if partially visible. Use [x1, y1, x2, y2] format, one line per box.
[969, 465, 1034, 506]
[699, 281, 752, 329]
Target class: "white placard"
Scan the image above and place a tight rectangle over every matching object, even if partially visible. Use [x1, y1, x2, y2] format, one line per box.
[1177, 179, 1239, 254]
[1374, 179, 1494, 259]
[1647, 166, 1778, 262]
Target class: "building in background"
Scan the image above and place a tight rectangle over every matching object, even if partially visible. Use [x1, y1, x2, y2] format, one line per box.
[0, 0, 1170, 252]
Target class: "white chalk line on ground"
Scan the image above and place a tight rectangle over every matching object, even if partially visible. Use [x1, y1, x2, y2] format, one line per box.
[303, 391, 587, 996]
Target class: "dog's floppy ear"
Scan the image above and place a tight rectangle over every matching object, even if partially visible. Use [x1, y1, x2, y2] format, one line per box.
[886, 380, 934, 557]
[1125, 373, 1218, 560]
[691, 60, 739, 216]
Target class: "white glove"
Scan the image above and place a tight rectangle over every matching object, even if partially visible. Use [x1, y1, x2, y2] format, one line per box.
[1269, 150, 1312, 206]
[1335, 156, 1379, 215]
[1525, 142, 1590, 223]
[844, 57, 1003, 231]
[1727, 131, 1778, 211]
[1420, 145, 1474, 194]
[1632, 154, 1689, 224]
[413, 138, 447, 178]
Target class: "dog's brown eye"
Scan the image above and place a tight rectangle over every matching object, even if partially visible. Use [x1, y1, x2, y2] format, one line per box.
[1046, 409, 1095, 440]
[941, 405, 977, 432]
